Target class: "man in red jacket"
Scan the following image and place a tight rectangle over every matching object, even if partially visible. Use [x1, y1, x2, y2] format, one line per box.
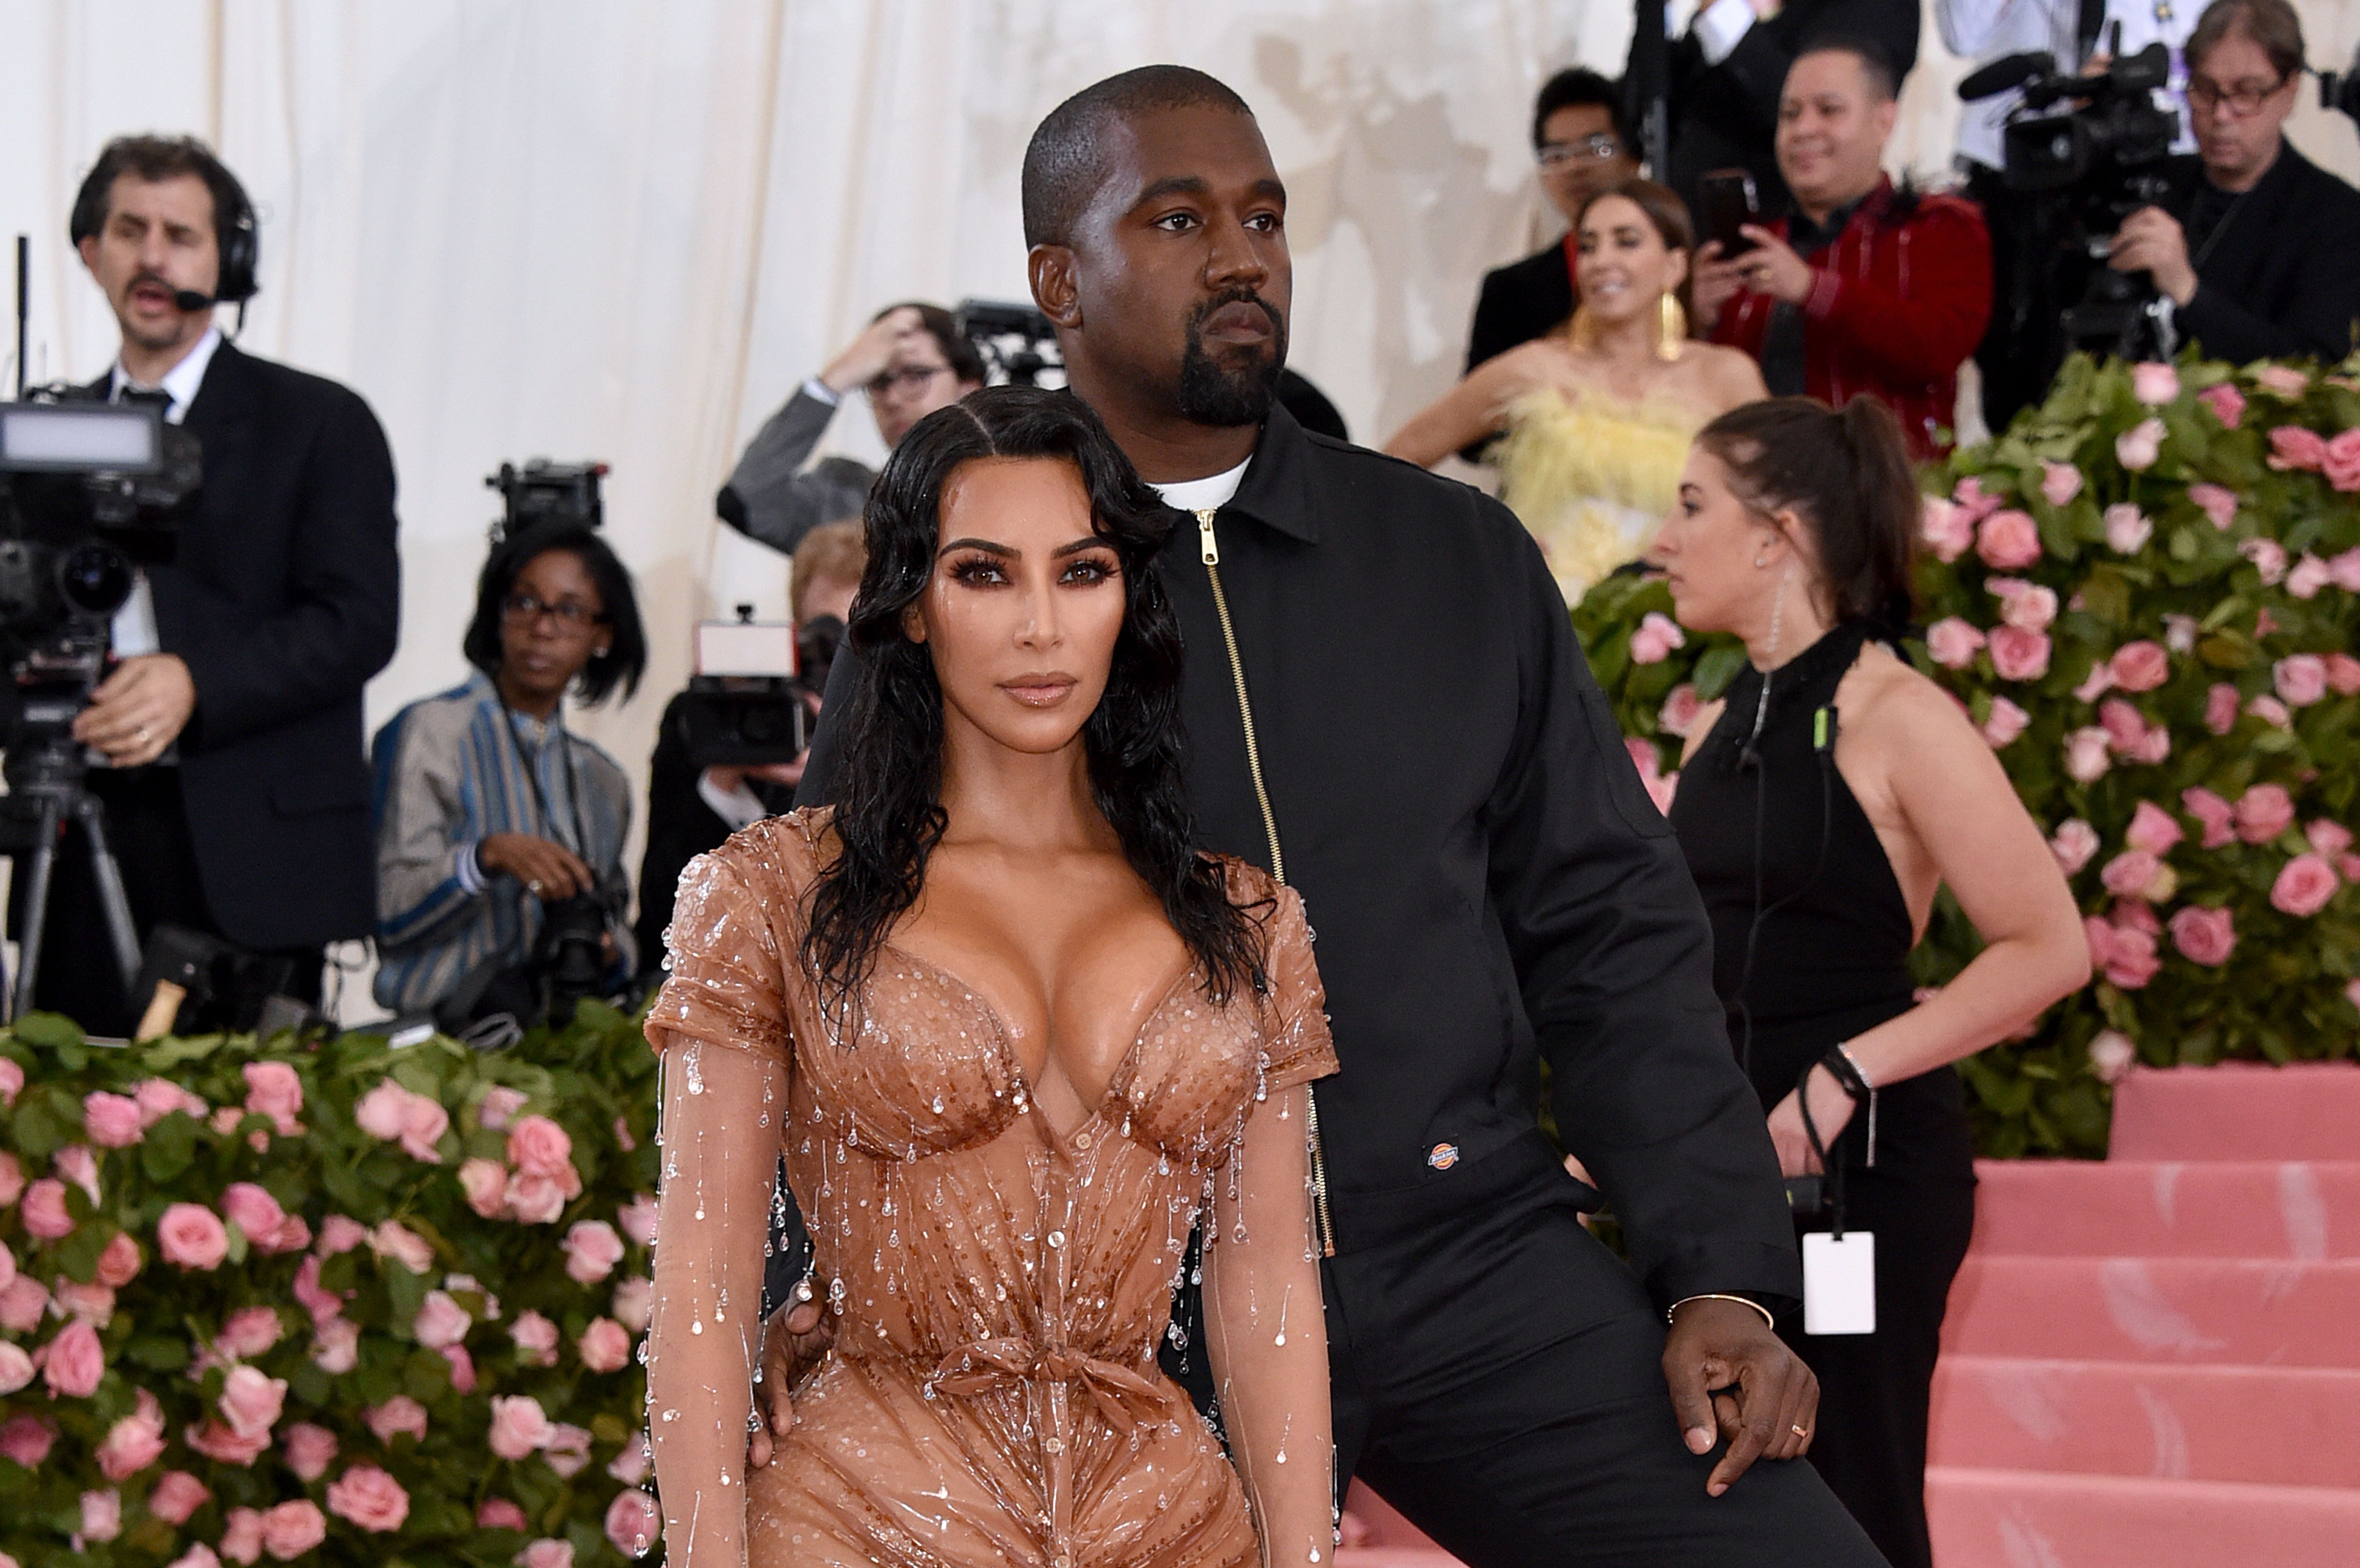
[1694, 40, 1992, 460]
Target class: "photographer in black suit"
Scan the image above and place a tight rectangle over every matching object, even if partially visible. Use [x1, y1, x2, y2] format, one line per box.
[19, 135, 400, 1034]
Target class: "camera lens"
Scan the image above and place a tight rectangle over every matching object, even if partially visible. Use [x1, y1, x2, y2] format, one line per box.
[57, 542, 135, 616]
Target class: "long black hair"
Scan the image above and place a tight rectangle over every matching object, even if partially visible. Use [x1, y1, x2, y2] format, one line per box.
[462, 520, 648, 706]
[802, 385, 1265, 1021]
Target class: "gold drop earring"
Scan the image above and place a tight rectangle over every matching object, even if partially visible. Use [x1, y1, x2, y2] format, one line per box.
[1569, 305, 1599, 352]
[1657, 292, 1687, 361]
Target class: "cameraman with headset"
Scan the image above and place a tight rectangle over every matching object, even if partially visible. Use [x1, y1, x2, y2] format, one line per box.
[14, 135, 399, 1035]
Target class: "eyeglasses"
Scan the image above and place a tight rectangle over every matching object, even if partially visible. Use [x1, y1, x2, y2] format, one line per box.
[502, 592, 606, 632]
[2187, 72, 2291, 117]
[866, 363, 951, 398]
[1537, 134, 1626, 169]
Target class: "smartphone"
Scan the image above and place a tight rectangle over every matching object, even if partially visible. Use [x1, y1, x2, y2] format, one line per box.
[1698, 169, 1760, 259]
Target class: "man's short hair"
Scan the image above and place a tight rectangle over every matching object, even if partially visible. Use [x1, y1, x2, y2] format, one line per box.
[1021, 65, 1254, 249]
[69, 134, 247, 251]
[2187, 0, 2305, 84]
[1531, 67, 1632, 151]
[875, 302, 987, 385]
[1792, 35, 1901, 103]
[791, 520, 868, 625]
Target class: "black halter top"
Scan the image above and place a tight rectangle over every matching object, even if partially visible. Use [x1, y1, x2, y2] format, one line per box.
[1666, 621, 1972, 1180]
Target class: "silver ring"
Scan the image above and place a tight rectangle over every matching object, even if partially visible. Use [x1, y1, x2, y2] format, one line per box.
[135, 725, 150, 743]
[527, 879, 543, 894]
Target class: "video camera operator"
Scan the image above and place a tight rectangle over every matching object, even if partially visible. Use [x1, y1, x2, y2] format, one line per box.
[715, 302, 982, 558]
[370, 519, 643, 1033]
[8, 135, 400, 1035]
[2105, 0, 2360, 367]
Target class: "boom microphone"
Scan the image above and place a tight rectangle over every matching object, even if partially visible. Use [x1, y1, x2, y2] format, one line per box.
[171, 289, 216, 312]
[1958, 50, 2056, 101]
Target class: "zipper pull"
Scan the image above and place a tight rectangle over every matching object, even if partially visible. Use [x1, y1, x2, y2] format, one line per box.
[1195, 508, 1219, 566]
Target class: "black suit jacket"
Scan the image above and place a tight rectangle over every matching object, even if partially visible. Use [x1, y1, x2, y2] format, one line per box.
[1650, 0, 1920, 221]
[1465, 241, 1575, 376]
[92, 342, 400, 948]
[2167, 144, 2360, 366]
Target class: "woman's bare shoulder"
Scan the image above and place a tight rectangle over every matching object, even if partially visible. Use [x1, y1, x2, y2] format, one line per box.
[1837, 642, 1980, 751]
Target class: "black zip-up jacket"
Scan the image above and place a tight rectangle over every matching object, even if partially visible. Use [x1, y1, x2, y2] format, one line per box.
[799, 404, 1802, 1310]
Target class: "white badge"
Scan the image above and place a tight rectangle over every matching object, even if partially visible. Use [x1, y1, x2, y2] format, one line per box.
[1801, 1231, 1876, 1336]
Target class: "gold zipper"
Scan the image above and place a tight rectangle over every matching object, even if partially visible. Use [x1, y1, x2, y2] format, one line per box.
[1196, 508, 1334, 1257]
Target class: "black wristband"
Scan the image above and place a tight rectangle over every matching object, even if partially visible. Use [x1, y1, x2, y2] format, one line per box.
[1818, 1047, 1871, 1101]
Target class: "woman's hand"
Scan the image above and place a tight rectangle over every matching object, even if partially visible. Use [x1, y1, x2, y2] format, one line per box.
[1690, 240, 1749, 325]
[1765, 1063, 1857, 1178]
[477, 833, 594, 899]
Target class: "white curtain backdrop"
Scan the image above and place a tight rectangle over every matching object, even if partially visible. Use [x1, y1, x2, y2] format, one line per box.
[3, 0, 2356, 1008]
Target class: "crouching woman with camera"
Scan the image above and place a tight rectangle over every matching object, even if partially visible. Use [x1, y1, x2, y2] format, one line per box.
[371, 521, 645, 1032]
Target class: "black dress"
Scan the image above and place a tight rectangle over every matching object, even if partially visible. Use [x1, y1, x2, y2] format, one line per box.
[1667, 620, 1975, 1568]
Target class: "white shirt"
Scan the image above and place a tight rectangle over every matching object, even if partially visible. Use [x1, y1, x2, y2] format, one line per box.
[105, 325, 223, 657]
[1940, 0, 2198, 170]
[1149, 458, 1250, 515]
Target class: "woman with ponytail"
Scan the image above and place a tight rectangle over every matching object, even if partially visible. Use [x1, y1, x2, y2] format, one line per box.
[1650, 395, 2088, 1568]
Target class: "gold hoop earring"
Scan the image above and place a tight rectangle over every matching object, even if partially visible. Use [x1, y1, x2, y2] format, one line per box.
[1657, 293, 1687, 361]
[1568, 305, 1598, 352]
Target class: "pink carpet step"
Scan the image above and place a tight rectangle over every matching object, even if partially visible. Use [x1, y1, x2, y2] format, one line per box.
[2109, 1062, 2360, 1163]
[1970, 1160, 2360, 1259]
[1941, 1255, 2360, 1366]
[1927, 1356, 2360, 1489]
[1926, 1465, 2360, 1568]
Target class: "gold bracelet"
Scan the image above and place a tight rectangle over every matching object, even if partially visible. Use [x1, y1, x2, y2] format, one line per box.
[1667, 1292, 1776, 1330]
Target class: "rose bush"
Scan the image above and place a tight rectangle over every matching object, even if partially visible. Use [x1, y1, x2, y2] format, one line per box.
[0, 1002, 662, 1567]
[1574, 352, 2360, 1157]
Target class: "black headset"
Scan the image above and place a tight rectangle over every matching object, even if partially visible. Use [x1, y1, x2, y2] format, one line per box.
[68, 137, 260, 307]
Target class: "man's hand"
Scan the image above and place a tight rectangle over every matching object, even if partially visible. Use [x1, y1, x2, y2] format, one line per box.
[1691, 240, 1750, 327]
[745, 1277, 835, 1469]
[476, 833, 595, 900]
[1663, 1295, 1818, 1495]
[1765, 1064, 1858, 1179]
[819, 306, 929, 396]
[1732, 225, 1815, 306]
[72, 653, 195, 767]
[2109, 206, 2198, 306]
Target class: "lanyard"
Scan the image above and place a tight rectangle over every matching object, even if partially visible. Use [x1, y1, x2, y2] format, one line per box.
[497, 704, 591, 862]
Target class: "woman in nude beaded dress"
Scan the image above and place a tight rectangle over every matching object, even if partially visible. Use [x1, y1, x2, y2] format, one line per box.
[644, 387, 1339, 1568]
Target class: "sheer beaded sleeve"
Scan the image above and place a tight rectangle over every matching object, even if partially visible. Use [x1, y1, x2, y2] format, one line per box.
[1260, 885, 1337, 1094]
[646, 841, 793, 1060]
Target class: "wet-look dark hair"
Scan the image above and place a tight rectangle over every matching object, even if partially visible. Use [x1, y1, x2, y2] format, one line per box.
[463, 520, 647, 706]
[802, 383, 1265, 1019]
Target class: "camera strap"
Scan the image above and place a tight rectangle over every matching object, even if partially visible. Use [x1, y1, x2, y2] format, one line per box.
[1794, 1059, 1847, 1240]
[496, 704, 592, 862]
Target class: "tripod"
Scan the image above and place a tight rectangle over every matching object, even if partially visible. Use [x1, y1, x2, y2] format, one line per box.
[0, 733, 142, 1023]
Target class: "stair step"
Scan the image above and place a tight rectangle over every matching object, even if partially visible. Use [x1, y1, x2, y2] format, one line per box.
[1941, 1256, 2360, 1366]
[1971, 1160, 2360, 1259]
[1928, 1357, 2360, 1489]
[2110, 1063, 2360, 1163]
[1926, 1465, 2360, 1567]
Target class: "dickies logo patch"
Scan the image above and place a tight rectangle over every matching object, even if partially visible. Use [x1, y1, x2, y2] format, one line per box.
[1427, 1142, 1460, 1171]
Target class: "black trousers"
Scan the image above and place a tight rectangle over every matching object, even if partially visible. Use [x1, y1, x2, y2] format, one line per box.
[1784, 1169, 1976, 1568]
[1326, 1133, 1888, 1568]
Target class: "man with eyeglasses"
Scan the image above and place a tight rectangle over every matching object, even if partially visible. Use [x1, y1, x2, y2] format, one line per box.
[716, 302, 985, 558]
[2106, 0, 2360, 365]
[1462, 68, 1643, 381]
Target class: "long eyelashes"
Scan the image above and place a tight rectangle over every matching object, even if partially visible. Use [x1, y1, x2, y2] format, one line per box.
[942, 556, 1120, 588]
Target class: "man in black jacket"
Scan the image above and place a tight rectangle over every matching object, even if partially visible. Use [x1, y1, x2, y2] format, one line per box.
[2107, 0, 2360, 365]
[22, 136, 398, 1034]
[786, 67, 1884, 1566]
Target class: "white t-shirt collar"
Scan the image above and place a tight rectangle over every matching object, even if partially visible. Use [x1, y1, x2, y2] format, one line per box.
[1149, 457, 1251, 515]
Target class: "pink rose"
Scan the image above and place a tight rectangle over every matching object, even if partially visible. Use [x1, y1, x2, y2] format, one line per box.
[1980, 695, 2030, 749]
[2115, 418, 2165, 472]
[1658, 683, 1702, 738]
[459, 1158, 509, 1220]
[2326, 652, 2360, 695]
[221, 1506, 265, 1565]
[2322, 431, 2360, 491]
[0, 1058, 20, 1107]
[1926, 616, 1986, 669]
[2330, 547, 2360, 592]
[1628, 611, 1686, 665]
[221, 1183, 286, 1246]
[2163, 614, 2200, 654]
[82, 1487, 122, 1543]
[563, 1220, 626, 1284]
[82, 1092, 145, 1148]
[0, 1413, 56, 1467]
[1990, 577, 2058, 631]
[2072, 659, 2117, 703]
[149, 1470, 212, 1526]
[0, 1276, 48, 1334]
[2187, 482, 2239, 530]
[511, 1310, 560, 1365]
[577, 1317, 631, 1373]
[2241, 537, 2289, 586]
[317, 1214, 367, 1256]
[477, 1499, 530, 1531]
[2169, 905, 2237, 965]
[327, 1463, 411, 1533]
[2086, 917, 2162, 989]
[0, 1342, 32, 1395]
[2183, 787, 2237, 849]
[170, 1542, 223, 1568]
[1954, 475, 2004, 521]
[2308, 820, 2354, 857]
[353, 1079, 412, 1141]
[282, 1422, 338, 1481]
[477, 1086, 529, 1131]
[2271, 853, 2340, 917]
[158, 1203, 229, 1270]
[441, 1343, 478, 1393]
[218, 1365, 286, 1439]
[96, 1390, 167, 1480]
[2248, 694, 2292, 728]
[2064, 726, 2113, 783]
[259, 1499, 326, 1561]
[2268, 425, 2327, 472]
[293, 1255, 345, 1327]
[611, 1277, 653, 1334]
[54, 1279, 114, 1326]
[2101, 850, 2166, 901]
[2236, 783, 2296, 844]
[2050, 819, 2101, 876]
[43, 1317, 105, 1398]
[2130, 361, 2179, 405]
[187, 1419, 272, 1466]
[2255, 365, 2310, 397]
[2109, 641, 2169, 692]
[2198, 382, 2245, 427]
[507, 1115, 577, 1180]
[1921, 496, 1974, 562]
[2040, 459, 2084, 506]
[132, 1078, 205, 1127]
[516, 1541, 574, 1568]
[241, 1063, 304, 1136]
[2100, 699, 2168, 764]
[2276, 654, 2328, 706]
[369, 1220, 435, 1275]
[2205, 682, 2240, 735]
[605, 1489, 660, 1557]
[364, 1397, 428, 1448]
[542, 1424, 593, 1478]
[2103, 502, 2152, 553]
[22, 1179, 75, 1240]
[0, 1150, 20, 1207]
[94, 1231, 143, 1289]
[504, 1172, 567, 1225]
[398, 1093, 449, 1164]
[488, 1395, 554, 1461]
[1989, 625, 2052, 681]
[53, 1145, 98, 1202]
[608, 1437, 651, 1486]
[1977, 508, 2044, 569]
[412, 1290, 472, 1349]
[2286, 553, 2331, 599]
[2126, 801, 2185, 856]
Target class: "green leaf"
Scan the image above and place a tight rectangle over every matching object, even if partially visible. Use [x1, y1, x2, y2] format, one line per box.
[141, 1112, 200, 1182]
[142, 1033, 227, 1068]
[126, 1334, 192, 1372]
[10, 1011, 86, 1050]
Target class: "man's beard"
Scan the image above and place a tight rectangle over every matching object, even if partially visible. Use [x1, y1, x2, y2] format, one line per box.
[1174, 292, 1287, 427]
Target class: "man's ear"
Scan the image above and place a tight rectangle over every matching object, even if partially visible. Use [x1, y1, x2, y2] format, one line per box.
[1873, 98, 1899, 146]
[1030, 245, 1082, 331]
[76, 235, 100, 276]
